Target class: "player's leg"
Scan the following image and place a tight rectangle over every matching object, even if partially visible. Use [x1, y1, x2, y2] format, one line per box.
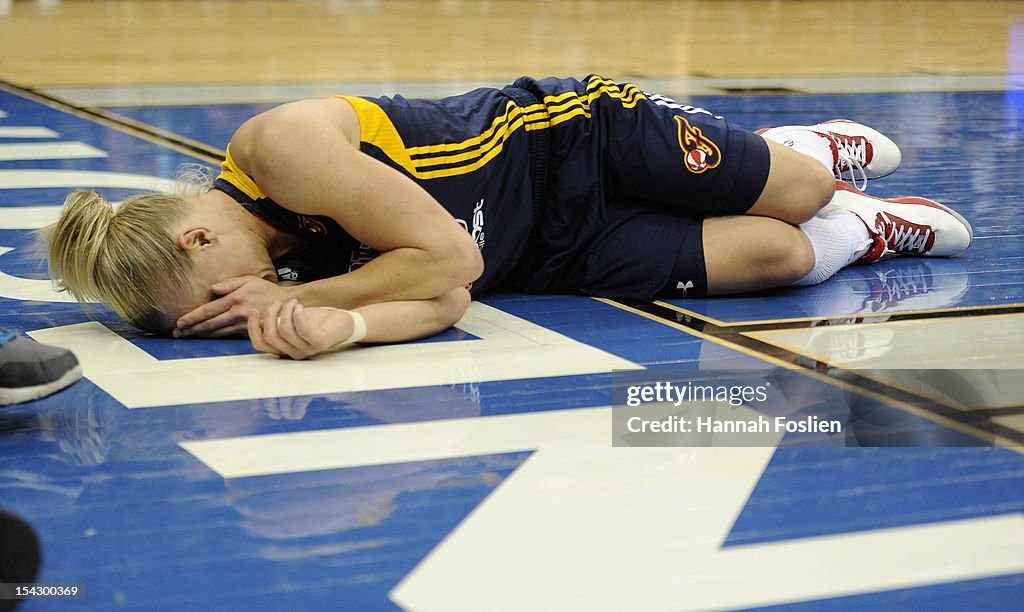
[701, 209, 877, 295]
[744, 139, 836, 225]
[555, 181, 972, 302]
[758, 119, 903, 189]
[739, 118, 906, 225]
[703, 181, 974, 296]
[702, 215, 815, 295]
[578, 80, 902, 225]
[551, 205, 837, 300]
[573, 84, 834, 225]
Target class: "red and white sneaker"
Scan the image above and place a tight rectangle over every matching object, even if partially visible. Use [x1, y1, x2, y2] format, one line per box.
[825, 181, 973, 263]
[758, 119, 902, 189]
[812, 119, 902, 183]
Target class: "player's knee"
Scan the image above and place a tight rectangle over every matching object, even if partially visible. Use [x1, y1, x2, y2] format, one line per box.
[759, 226, 814, 284]
[790, 163, 836, 224]
[437, 287, 471, 327]
[750, 153, 836, 225]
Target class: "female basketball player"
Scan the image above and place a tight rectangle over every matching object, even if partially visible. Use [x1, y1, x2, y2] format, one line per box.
[41, 75, 973, 360]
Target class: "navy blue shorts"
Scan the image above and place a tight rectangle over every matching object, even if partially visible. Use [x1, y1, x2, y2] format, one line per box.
[508, 75, 770, 300]
[553, 200, 707, 300]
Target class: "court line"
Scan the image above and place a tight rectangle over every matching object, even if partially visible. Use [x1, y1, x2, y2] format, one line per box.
[655, 300, 1024, 329]
[600, 298, 1024, 448]
[0, 78, 226, 164]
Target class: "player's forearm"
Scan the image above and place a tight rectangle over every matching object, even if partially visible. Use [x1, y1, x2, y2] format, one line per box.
[350, 287, 470, 344]
[293, 245, 481, 309]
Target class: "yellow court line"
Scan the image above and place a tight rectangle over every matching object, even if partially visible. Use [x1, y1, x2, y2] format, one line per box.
[597, 297, 1024, 451]
[757, 310, 1024, 331]
[745, 327, 1024, 414]
[742, 329, 860, 368]
[0, 80, 225, 165]
[743, 311, 1024, 369]
[654, 300, 1024, 328]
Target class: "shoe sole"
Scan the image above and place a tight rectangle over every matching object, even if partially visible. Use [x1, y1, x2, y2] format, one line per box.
[0, 364, 83, 406]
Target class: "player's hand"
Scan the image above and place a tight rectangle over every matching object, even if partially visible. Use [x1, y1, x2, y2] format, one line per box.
[174, 276, 296, 338]
[248, 299, 357, 360]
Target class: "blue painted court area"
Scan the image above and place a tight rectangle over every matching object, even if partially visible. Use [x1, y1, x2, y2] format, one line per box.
[1, 85, 1022, 610]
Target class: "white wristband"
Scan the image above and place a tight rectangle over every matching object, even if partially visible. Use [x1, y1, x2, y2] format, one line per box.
[323, 308, 367, 349]
[343, 310, 367, 345]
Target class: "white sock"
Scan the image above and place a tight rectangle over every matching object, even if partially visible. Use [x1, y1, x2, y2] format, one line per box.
[793, 210, 873, 286]
[759, 126, 835, 173]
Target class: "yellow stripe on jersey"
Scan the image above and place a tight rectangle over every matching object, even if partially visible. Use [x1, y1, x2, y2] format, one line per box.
[541, 77, 646, 128]
[337, 77, 647, 180]
[407, 101, 520, 157]
[219, 144, 268, 200]
[339, 95, 420, 176]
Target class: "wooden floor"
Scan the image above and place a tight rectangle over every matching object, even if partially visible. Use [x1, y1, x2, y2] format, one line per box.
[0, 0, 1021, 88]
[1, 1, 1023, 610]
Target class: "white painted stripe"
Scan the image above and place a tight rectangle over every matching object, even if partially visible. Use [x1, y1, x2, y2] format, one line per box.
[393, 417, 1024, 610]
[0, 126, 60, 139]
[0, 142, 107, 161]
[0, 110, 7, 119]
[0, 169, 176, 191]
[181, 406, 1024, 610]
[0, 247, 78, 303]
[181, 406, 610, 478]
[28, 302, 642, 408]
[0, 206, 62, 229]
[389, 421, 1024, 611]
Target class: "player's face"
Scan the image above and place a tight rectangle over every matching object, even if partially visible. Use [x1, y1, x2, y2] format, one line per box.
[158, 227, 279, 331]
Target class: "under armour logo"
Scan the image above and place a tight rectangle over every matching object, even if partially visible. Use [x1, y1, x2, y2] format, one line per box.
[676, 280, 695, 295]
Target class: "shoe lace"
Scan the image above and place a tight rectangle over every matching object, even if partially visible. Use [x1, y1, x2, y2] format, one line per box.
[831, 135, 869, 191]
[878, 212, 933, 255]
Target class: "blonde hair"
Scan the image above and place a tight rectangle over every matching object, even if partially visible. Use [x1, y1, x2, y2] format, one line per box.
[40, 165, 215, 334]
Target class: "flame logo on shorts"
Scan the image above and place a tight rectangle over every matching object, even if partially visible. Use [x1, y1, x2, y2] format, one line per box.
[675, 116, 722, 174]
[296, 214, 328, 235]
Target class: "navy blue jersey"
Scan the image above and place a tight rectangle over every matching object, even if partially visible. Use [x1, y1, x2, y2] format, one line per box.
[214, 75, 770, 301]
[214, 85, 541, 296]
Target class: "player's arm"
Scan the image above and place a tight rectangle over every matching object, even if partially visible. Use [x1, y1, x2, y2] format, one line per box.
[235, 97, 483, 308]
[249, 287, 470, 360]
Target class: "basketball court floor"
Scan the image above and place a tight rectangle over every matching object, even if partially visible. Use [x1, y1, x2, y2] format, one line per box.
[1, 1, 1022, 609]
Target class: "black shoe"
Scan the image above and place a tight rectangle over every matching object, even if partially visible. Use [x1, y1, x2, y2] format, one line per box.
[0, 328, 82, 406]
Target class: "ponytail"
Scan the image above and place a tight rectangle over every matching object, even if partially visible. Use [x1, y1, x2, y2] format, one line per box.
[39, 189, 194, 333]
[42, 190, 114, 300]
